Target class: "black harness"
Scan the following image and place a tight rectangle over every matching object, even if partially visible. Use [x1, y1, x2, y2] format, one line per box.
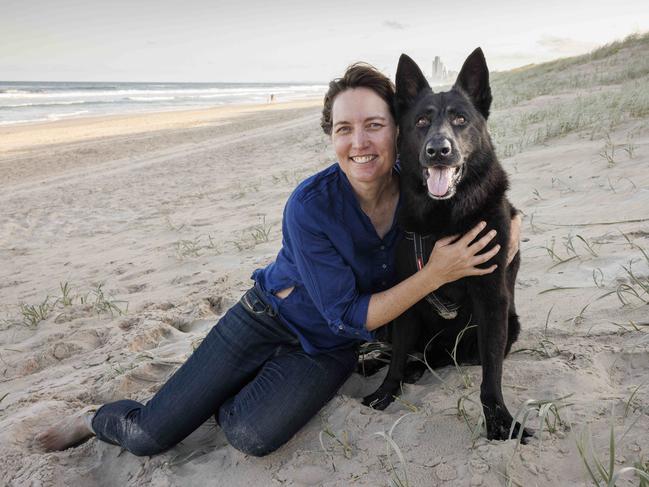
[404, 231, 460, 320]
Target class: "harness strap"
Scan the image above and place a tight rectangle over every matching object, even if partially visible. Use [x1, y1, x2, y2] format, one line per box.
[406, 231, 460, 320]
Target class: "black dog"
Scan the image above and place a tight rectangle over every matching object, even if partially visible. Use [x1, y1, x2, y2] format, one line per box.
[363, 48, 530, 441]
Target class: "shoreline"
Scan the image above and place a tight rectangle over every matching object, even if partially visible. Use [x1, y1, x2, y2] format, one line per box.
[0, 97, 323, 155]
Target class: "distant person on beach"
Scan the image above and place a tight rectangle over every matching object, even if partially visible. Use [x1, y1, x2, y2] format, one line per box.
[36, 63, 522, 457]
[269, 93, 275, 103]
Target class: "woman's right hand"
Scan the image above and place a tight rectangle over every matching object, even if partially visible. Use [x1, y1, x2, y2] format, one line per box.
[423, 221, 500, 289]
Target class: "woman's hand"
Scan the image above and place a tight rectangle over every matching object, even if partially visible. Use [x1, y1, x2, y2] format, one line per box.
[423, 221, 499, 289]
[507, 212, 523, 265]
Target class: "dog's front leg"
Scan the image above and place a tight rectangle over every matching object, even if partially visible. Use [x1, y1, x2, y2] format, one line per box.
[363, 307, 420, 410]
[470, 280, 531, 441]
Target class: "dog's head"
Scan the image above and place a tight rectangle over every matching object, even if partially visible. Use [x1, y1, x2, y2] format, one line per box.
[396, 48, 493, 201]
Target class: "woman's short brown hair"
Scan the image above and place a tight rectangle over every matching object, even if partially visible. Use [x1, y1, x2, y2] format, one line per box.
[320, 62, 396, 135]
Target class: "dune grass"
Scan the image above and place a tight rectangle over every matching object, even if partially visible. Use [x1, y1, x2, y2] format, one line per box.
[319, 419, 353, 460]
[490, 81, 649, 159]
[491, 32, 649, 109]
[510, 395, 572, 450]
[19, 297, 52, 328]
[576, 407, 649, 486]
[487, 32, 649, 158]
[249, 215, 273, 244]
[169, 215, 273, 258]
[18, 281, 77, 327]
[596, 236, 649, 307]
[374, 413, 414, 487]
[14, 281, 128, 327]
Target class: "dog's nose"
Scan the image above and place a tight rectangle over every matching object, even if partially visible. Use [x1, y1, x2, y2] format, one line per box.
[425, 137, 452, 159]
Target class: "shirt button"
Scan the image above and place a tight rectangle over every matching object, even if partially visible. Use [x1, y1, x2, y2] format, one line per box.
[380, 245, 385, 250]
[382, 264, 387, 269]
[381, 281, 386, 286]
[338, 325, 344, 330]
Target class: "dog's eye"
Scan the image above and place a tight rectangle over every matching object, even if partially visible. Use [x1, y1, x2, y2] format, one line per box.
[415, 117, 430, 128]
[452, 116, 466, 126]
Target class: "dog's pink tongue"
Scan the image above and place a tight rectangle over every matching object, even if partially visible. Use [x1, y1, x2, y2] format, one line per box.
[426, 167, 452, 196]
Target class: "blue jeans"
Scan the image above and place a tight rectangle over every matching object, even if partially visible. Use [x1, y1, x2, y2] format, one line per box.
[91, 285, 358, 457]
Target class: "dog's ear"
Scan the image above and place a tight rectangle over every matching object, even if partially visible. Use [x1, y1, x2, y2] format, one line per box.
[395, 54, 430, 116]
[454, 48, 492, 119]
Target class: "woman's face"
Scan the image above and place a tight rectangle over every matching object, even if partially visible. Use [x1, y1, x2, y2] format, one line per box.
[331, 87, 397, 188]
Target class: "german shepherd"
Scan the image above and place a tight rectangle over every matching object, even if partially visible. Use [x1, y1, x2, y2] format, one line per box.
[363, 49, 530, 441]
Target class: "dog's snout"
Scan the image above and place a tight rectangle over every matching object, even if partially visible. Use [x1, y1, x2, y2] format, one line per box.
[425, 137, 452, 159]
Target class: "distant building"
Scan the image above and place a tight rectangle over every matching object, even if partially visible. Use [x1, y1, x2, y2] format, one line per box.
[432, 56, 447, 81]
[430, 56, 457, 86]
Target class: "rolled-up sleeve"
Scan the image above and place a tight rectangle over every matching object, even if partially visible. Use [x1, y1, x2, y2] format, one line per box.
[283, 197, 374, 342]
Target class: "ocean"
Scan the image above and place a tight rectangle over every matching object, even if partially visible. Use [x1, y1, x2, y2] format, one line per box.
[0, 81, 327, 126]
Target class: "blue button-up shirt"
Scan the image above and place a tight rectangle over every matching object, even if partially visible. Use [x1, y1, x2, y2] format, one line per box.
[252, 163, 401, 355]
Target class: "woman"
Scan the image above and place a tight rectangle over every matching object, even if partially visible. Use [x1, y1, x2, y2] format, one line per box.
[36, 63, 520, 457]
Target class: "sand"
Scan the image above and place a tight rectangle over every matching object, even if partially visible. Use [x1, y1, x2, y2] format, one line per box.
[1, 92, 648, 487]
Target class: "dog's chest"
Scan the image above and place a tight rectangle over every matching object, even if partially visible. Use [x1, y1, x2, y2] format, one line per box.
[396, 234, 469, 305]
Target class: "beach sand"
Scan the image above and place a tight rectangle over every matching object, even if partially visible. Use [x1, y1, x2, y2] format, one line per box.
[1, 87, 648, 486]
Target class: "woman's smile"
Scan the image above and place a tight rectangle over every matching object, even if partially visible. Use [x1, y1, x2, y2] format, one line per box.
[350, 154, 378, 164]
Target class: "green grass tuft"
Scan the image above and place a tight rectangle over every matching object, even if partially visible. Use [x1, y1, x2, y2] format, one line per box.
[19, 297, 52, 327]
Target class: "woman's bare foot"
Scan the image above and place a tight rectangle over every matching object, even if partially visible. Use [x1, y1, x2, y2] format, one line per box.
[35, 406, 97, 451]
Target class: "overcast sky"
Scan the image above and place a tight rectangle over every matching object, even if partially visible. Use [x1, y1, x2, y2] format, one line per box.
[2, 0, 648, 82]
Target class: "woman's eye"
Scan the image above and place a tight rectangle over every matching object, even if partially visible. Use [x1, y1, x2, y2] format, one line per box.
[368, 122, 383, 130]
[452, 115, 466, 126]
[336, 126, 351, 134]
[415, 117, 430, 128]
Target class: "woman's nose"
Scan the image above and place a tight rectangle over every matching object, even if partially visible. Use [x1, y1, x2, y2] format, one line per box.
[351, 129, 369, 149]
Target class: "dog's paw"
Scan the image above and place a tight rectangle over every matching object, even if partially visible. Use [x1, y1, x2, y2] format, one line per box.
[485, 406, 534, 443]
[402, 361, 426, 384]
[509, 422, 534, 444]
[362, 389, 396, 410]
[486, 418, 534, 443]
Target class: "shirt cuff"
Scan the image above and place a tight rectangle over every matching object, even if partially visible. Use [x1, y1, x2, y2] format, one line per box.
[329, 293, 373, 342]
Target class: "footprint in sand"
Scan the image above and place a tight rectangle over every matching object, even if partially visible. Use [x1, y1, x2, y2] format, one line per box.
[125, 283, 147, 294]
[98, 361, 179, 398]
[12, 330, 104, 377]
[118, 268, 155, 281]
[127, 324, 175, 352]
[162, 317, 214, 334]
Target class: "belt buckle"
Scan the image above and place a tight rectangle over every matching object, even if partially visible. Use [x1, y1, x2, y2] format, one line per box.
[242, 289, 272, 315]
